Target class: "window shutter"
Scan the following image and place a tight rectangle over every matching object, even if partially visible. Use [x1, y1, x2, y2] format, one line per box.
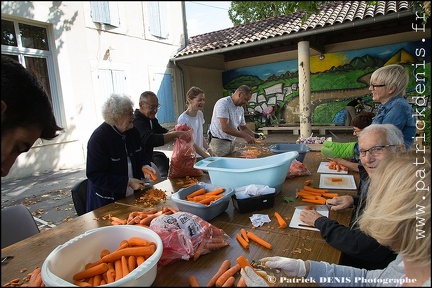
[90, 1, 120, 27]
[147, 2, 169, 39]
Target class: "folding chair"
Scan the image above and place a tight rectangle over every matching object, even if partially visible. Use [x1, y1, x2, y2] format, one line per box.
[1, 204, 40, 249]
[71, 178, 88, 216]
[152, 151, 169, 180]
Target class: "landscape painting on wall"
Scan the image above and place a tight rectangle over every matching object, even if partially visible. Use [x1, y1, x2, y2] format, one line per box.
[222, 39, 431, 127]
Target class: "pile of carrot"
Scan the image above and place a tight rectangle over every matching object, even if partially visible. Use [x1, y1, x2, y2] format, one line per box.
[176, 176, 199, 188]
[185, 187, 226, 206]
[235, 228, 272, 250]
[110, 207, 178, 227]
[296, 185, 339, 205]
[3, 267, 43, 287]
[72, 236, 156, 286]
[137, 188, 167, 206]
[326, 160, 348, 172]
[189, 255, 267, 287]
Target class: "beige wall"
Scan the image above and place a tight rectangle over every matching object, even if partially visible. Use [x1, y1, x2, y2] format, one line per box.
[1, 1, 185, 180]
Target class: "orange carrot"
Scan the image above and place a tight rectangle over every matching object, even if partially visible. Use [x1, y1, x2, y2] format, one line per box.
[73, 263, 109, 281]
[237, 276, 247, 287]
[330, 177, 343, 182]
[106, 268, 116, 284]
[205, 242, 229, 250]
[215, 264, 241, 287]
[114, 259, 122, 282]
[193, 239, 207, 261]
[74, 280, 92, 287]
[322, 192, 339, 198]
[93, 274, 102, 286]
[221, 276, 236, 287]
[128, 255, 137, 272]
[246, 231, 272, 249]
[303, 186, 328, 193]
[136, 256, 145, 266]
[100, 248, 111, 258]
[189, 275, 200, 287]
[207, 260, 231, 287]
[121, 255, 129, 277]
[274, 212, 287, 228]
[205, 187, 225, 196]
[186, 188, 206, 199]
[302, 198, 326, 205]
[236, 233, 249, 249]
[99, 245, 155, 264]
[240, 228, 249, 243]
[27, 268, 41, 287]
[142, 166, 157, 181]
[236, 255, 252, 269]
[304, 179, 311, 186]
[128, 237, 150, 247]
[117, 239, 129, 250]
[198, 195, 223, 205]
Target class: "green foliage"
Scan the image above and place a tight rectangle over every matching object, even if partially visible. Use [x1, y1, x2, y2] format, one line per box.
[228, 1, 430, 25]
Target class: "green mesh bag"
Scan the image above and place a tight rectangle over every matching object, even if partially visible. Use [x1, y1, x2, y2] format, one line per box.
[320, 141, 356, 158]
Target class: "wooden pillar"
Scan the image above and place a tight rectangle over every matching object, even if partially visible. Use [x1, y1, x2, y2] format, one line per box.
[298, 41, 311, 138]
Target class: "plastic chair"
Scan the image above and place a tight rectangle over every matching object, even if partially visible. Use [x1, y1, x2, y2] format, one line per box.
[1, 204, 40, 249]
[152, 151, 169, 180]
[71, 178, 88, 216]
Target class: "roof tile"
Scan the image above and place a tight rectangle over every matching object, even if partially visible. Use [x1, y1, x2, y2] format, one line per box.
[175, 1, 411, 58]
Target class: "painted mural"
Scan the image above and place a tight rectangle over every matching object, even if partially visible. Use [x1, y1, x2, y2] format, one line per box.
[222, 39, 431, 127]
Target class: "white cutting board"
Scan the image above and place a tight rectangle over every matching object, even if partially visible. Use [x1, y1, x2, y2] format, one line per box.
[317, 162, 348, 174]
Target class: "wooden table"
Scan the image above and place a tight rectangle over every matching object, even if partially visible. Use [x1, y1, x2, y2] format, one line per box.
[2, 152, 358, 287]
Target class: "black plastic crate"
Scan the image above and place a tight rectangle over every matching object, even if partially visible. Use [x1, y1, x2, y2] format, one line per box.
[232, 192, 276, 213]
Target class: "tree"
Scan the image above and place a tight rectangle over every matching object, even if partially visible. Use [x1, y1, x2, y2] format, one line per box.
[228, 1, 430, 26]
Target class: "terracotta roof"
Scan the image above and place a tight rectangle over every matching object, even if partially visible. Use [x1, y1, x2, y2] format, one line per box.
[174, 1, 412, 58]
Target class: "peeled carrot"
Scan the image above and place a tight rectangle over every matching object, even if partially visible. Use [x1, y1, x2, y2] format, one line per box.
[27, 268, 42, 286]
[302, 198, 326, 205]
[237, 276, 247, 287]
[74, 280, 92, 287]
[189, 275, 200, 287]
[114, 259, 122, 281]
[73, 263, 109, 281]
[136, 256, 145, 266]
[142, 166, 157, 181]
[246, 231, 272, 249]
[100, 248, 111, 258]
[198, 195, 223, 205]
[117, 239, 129, 250]
[93, 274, 102, 286]
[236, 255, 252, 269]
[221, 276, 236, 287]
[207, 260, 231, 287]
[274, 212, 287, 228]
[236, 233, 249, 249]
[100, 246, 155, 263]
[240, 228, 249, 243]
[106, 268, 115, 283]
[215, 264, 241, 287]
[205, 187, 225, 196]
[330, 177, 343, 182]
[121, 255, 129, 277]
[322, 192, 339, 198]
[304, 179, 312, 186]
[303, 186, 328, 193]
[128, 237, 149, 247]
[186, 188, 206, 199]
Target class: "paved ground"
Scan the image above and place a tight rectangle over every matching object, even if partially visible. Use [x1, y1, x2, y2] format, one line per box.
[1, 130, 356, 230]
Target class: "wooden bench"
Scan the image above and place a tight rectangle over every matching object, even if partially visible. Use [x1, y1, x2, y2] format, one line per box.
[259, 125, 353, 135]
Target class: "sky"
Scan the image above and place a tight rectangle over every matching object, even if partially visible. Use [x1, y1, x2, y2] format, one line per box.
[185, 1, 233, 37]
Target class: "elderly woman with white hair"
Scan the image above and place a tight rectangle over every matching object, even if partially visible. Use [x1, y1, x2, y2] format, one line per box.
[369, 64, 416, 150]
[86, 94, 155, 212]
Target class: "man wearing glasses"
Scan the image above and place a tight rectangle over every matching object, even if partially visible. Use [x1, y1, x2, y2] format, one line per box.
[299, 124, 405, 270]
[133, 91, 185, 177]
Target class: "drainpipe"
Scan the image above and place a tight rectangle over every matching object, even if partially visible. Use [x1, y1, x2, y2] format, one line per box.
[298, 41, 311, 138]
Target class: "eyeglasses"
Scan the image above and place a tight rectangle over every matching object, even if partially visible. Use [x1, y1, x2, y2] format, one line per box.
[370, 84, 386, 90]
[141, 101, 161, 110]
[359, 145, 397, 157]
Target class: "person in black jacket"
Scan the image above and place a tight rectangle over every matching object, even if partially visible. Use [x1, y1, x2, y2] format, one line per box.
[133, 91, 184, 174]
[299, 124, 406, 269]
[86, 94, 155, 212]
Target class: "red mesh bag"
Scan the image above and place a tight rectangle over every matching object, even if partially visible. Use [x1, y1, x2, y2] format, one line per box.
[168, 123, 203, 178]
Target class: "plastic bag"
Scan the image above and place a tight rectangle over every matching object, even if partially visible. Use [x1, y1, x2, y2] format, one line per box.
[149, 211, 230, 265]
[286, 160, 312, 178]
[168, 123, 203, 178]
